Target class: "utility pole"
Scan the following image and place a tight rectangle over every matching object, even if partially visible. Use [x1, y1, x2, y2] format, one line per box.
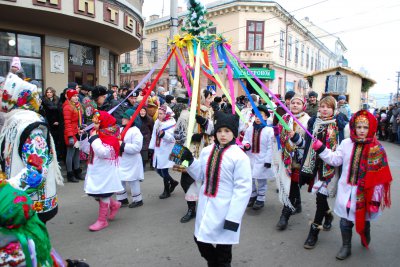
[169, 0, 178, 95]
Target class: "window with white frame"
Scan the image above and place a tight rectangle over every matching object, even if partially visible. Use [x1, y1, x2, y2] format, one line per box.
[287, 36, 292, 61]
[125, 52, 130, 64]
[311, 50, 314, 70]
[279, 30, 285, 58]
[151, 40, 158, 63]
[306, 47, 309, 68]
[301, 44, 304, 66]
[294, 39, 299, 64]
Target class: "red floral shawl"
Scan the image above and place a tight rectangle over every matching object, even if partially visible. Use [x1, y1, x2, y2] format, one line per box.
[349, 110, 392, 248]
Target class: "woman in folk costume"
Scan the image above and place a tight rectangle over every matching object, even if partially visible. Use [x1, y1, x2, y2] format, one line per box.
[149, 104, 178, 199]
[276, 93, 310, 230]
[242, 105, 275, 210]
[138, 106, 154, 169]
[312, 110, 392, 260]
[83, 110, 124, 231]
[62, 89, 84, 183]
[0, 73, 63, 224]
[178, 111, 252, 267]
[299, 96, 340, 249]
[116, 109, 144, 208]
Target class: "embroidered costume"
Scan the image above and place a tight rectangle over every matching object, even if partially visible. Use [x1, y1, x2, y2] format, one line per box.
[0, 73, 63, 223]
[315, 110, 392, 260]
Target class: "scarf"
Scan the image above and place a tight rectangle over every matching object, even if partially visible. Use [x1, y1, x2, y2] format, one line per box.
[204, 141, 234, 197]
[68, 100, 83, 127]
[252, 122, 265, 153]
[0, 181, 53, 267]
[300, 115, 338, 190]
[349, 110, 392, 248]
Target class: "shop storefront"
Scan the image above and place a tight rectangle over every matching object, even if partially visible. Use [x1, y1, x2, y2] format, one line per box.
[233, 67, 275, 94]
[0, 0, 144, 93]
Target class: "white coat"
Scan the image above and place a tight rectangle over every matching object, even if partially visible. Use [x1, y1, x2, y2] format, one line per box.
[84, 138, 124, 195]
[149, 118, 176, 169]
[318, 138, 380, 221]
[119, 126, 144, 182]
[243, 125, 275, 180]
[187, 144, 252, 245]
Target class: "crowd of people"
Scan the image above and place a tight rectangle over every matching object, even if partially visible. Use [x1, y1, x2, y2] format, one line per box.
[0, 57, 394, 267]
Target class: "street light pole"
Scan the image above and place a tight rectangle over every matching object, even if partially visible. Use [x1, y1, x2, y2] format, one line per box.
[169, 0, 178, 95]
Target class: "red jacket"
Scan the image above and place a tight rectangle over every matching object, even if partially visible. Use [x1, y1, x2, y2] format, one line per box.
[62, 100, 82, 145]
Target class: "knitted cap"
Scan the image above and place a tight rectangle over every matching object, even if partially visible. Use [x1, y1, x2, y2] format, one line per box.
[11, 57, 21, 70]
[66, 89, 78, 100]
[290, 93, 305, 104]
[308, 91, 318, 98]
[338, 95, 346, 101]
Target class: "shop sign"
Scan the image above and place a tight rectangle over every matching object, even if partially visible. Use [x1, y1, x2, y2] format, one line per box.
[120, 63, 131, 74]
[233, 68, 275, 80]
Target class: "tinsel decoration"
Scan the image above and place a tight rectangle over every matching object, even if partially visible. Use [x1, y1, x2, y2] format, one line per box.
[181, 0, 213, 36]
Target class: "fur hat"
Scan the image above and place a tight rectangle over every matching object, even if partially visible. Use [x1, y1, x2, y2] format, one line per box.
[284, 91, 296, 100]
[66, 89, 78, 100]
[252, 105, 270, 118]
[308, 91, 318, 98]
[91, 85, 108, 99]
[165, 95, 175, 104]
[11, 57, 21, 70]
[81, 84, 92, 92]
[214, 111, 239, 138]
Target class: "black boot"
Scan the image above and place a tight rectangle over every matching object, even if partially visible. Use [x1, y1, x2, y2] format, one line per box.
[361, 221, 371, 247]
[252, 200, 265, 210]
[129, 200, 143, 208]
[67, 171, 79, 183]
[292, 198, 302, 214]
[180, 201, 196, 223]
[159, 180, 171, 199]
[73, 168, 84, 180]
[119, 198, 129, 208]
[304, 223, 321, 249]
[169, 179, 179, 193]
[247, 196, 256, 208]
[336, 227, 352, 260]
[276, 206, 292, 231]
[323, 210, 334, 231]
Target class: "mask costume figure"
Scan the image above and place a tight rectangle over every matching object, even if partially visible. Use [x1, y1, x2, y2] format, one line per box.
[275, 93, 310, 231]
[180, 111, 252, 266]
[82, 110, 124, 231]
[0, 73, 63, 224]
[312, 110, 392, 260]
[242, 105, 275, 210]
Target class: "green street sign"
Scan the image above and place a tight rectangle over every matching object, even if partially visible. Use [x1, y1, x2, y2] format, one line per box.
[120, 63, 132, 74]
[233, 67, 275, 80]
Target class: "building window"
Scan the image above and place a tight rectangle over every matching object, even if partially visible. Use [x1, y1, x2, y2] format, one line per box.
[279, 31, 285, 58]
[125, 52, 130, 64]
[287, 36, 292, 61]
[246, 21, 264, 50]
[310, 50, 314, 70]
[207, 27, 217, 35]
[301, 44, 304, 66]
[294, 39, 299, 64]
[0, 31, 42, 85]
[137, 44, 143, 65]
[306, 47, 309, 69]
[151, 40, 158, 63]
[109, 53, 116, 86]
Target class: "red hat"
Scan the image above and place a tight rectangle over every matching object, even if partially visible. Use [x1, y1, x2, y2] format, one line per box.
[66, 89, 78, 100]
[94, 110, 117, 129]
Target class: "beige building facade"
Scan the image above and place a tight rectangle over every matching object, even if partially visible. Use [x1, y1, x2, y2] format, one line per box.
[120, 0, 343, 98]
[0, 0, 144, 94]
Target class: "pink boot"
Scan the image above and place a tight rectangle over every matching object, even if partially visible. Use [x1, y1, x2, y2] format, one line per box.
[108, 198, 121, 220]
[89, 201, 109, 231]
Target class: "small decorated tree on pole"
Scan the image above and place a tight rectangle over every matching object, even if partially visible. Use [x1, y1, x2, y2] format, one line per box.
[182, 0, 213, 36]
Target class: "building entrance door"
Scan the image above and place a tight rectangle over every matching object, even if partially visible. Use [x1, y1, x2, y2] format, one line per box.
[68, 42, 96, 86]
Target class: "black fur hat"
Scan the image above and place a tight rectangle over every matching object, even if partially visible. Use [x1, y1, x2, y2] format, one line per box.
[214, 111, 239, 138]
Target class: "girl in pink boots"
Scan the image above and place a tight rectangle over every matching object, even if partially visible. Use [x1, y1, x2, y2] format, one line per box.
[83, 110, 124, 231]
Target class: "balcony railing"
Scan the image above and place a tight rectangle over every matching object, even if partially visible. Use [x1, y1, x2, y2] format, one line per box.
[238, 50, 273, 63]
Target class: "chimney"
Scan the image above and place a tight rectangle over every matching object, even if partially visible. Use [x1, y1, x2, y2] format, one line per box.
[177, 6, 183, 13]
[149, 14, 160, 21]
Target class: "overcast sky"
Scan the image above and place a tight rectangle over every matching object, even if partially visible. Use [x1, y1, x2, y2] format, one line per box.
[142, 0, 400, 100]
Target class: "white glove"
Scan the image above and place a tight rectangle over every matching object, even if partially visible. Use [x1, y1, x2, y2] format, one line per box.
[74, 141, 80, 149]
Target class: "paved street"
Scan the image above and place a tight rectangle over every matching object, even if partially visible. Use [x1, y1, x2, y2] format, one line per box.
[47, 142, 400, 267]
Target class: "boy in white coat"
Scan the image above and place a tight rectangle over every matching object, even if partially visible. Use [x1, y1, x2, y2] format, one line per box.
[243, 105, 275, 210]
[179, 111, 252, 267]
[116, 109, 145, 208]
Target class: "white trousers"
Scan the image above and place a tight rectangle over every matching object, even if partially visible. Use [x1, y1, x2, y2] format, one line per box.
[116, 180, 142, 202]
[251, 179, 268, 202]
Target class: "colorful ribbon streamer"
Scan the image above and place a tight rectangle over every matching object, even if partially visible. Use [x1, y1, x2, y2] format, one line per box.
[224, 44, 315, 140]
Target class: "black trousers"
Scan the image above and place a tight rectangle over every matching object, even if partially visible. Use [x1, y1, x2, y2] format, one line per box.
[313, 193, 330, 225]
[181, 172, 195, 193]
[194, 236, 232, 267]
[288, 181, 300, 206]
